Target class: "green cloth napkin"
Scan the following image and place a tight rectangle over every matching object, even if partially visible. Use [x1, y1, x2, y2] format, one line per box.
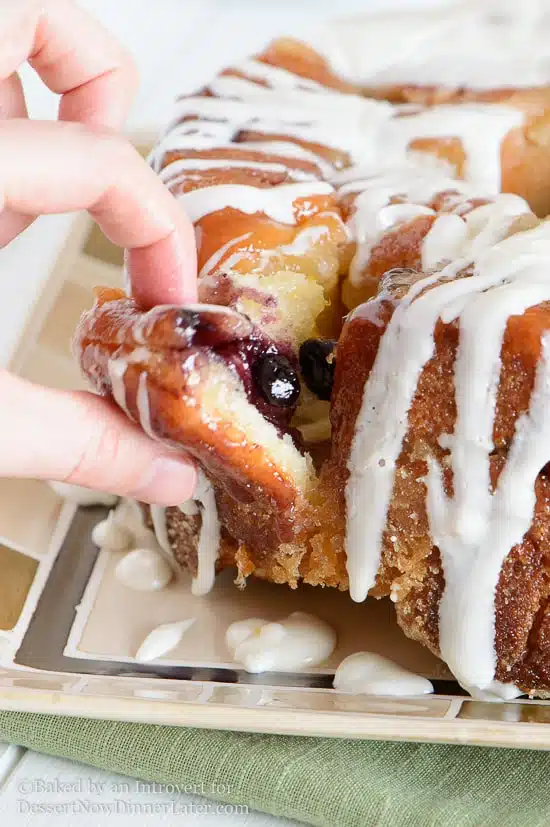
[0, 711, 549, 827]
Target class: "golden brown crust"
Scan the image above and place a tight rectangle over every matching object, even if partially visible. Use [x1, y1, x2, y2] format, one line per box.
[257, 37, 357, 94]
[75, 34, 550, 693]
[264, 39, 550, 216]
[75, 289, 315, 554]
[329, 277, 550, 692]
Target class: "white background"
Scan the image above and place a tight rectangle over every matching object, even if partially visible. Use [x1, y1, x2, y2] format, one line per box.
[0, 1, 443, 823]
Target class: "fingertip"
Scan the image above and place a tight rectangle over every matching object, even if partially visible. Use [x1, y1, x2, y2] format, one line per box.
[30, 0, 140, 130]
[0, 373, 199, 508]
[131, 455, 198, 506]
[57, 52, 139, 130]
[126, 225, 198, 309]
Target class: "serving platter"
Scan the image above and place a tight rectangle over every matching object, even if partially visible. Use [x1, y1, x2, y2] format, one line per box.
[2, 142, 550, 751]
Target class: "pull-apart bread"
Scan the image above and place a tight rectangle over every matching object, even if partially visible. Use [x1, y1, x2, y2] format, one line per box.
[76, 3, 550, 696]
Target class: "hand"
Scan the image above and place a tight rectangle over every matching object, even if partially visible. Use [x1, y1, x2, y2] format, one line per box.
[0, 0, 198, 504]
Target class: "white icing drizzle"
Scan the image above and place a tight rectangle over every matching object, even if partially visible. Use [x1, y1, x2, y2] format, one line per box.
[180, 181, 333, 225]
[151, 137, 330, 178]
[123, 358, 222, 587]
[105, 335, 221, 598]
[115, 548, 173, 592]
[160, 158, 316, 187]
[136, 372, 155, 439]
[190, 472, 221, 596]
[153, 53, 524, 251]
[192, 77, 390, 163]
[164, 91, 520, 195]
[309, 7, 462, 88]
[429, 331, 550, 694]
[136, 618, 196, 662]
[111, 498, 155, 544]
[91, 511, 132, 551]
[341, 162, 464, 284]
[279, 224, 331, 256]
[232, 57, 326, 92]
[310, 0, 550, 90]
[179, 500, 199, 517]
[149, 504, 179, 575]
[226, 612, 336, 673]
[421, 194, 530, 271]
[107, 357, 131, 417]
[465, 681, 523, 702]
[341, 153, 530, 285]
[91, 499, 175, 593]
[240, 140, 335, 176]
[388, 105, 523, 194]
[149, 472, 221, 597]
[345, 221, 550, 695]
[198, 217, 344, 287]
[198, 231, 252, 279]
[333, 652, 434, 697]
[343, 165, 530, 285]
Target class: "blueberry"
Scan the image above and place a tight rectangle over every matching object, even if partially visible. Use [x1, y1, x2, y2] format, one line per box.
[299, 339, 336, 401]
[254, 354, 301, 408]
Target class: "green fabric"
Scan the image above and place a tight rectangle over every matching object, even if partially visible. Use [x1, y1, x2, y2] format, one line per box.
[0, 712, 549, 827]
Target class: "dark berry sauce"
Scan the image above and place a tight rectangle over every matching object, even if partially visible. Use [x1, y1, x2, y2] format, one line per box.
[174, 306, 301, 431]
[217, 337, 300, 431]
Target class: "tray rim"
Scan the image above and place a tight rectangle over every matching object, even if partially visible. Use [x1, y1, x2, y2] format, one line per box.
[4, 183, 550, 751]
[0, 676, 549, 750]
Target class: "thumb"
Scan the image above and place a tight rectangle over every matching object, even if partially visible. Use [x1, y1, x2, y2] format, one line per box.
[0, 370, 196, 505]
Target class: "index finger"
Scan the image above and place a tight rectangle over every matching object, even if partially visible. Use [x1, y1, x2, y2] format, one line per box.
[0, 0, 138, 129]
[0, 119, 197, 307]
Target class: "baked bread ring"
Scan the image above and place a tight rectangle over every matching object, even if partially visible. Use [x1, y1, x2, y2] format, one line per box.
[75, 15, 550, 696]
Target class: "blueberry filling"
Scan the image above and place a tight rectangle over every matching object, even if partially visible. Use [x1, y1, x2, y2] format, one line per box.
[170, 304, 302, 431]
[299, 338, 336, 401]
[169, 305, 301, 438]
[218, 339, 300, 431]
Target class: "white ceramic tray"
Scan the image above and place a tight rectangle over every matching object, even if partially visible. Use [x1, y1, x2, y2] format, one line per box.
[2, 152, 550, 751]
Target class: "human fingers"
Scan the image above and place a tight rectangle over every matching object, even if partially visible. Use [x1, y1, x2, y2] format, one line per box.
[0, 0, 138, 129]
[0, 119, 197, 306]
[0, 370, 196, 505]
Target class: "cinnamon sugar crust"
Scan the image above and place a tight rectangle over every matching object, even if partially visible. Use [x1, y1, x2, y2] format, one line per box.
[74, 33, 550, 694]
[328, 271, 550, 693]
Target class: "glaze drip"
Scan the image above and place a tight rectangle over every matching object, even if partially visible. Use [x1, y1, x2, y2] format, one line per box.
[346, 221, 550, 694]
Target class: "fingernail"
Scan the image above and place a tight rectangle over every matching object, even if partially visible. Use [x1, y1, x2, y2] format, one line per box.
[131, 456, 197, 505]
